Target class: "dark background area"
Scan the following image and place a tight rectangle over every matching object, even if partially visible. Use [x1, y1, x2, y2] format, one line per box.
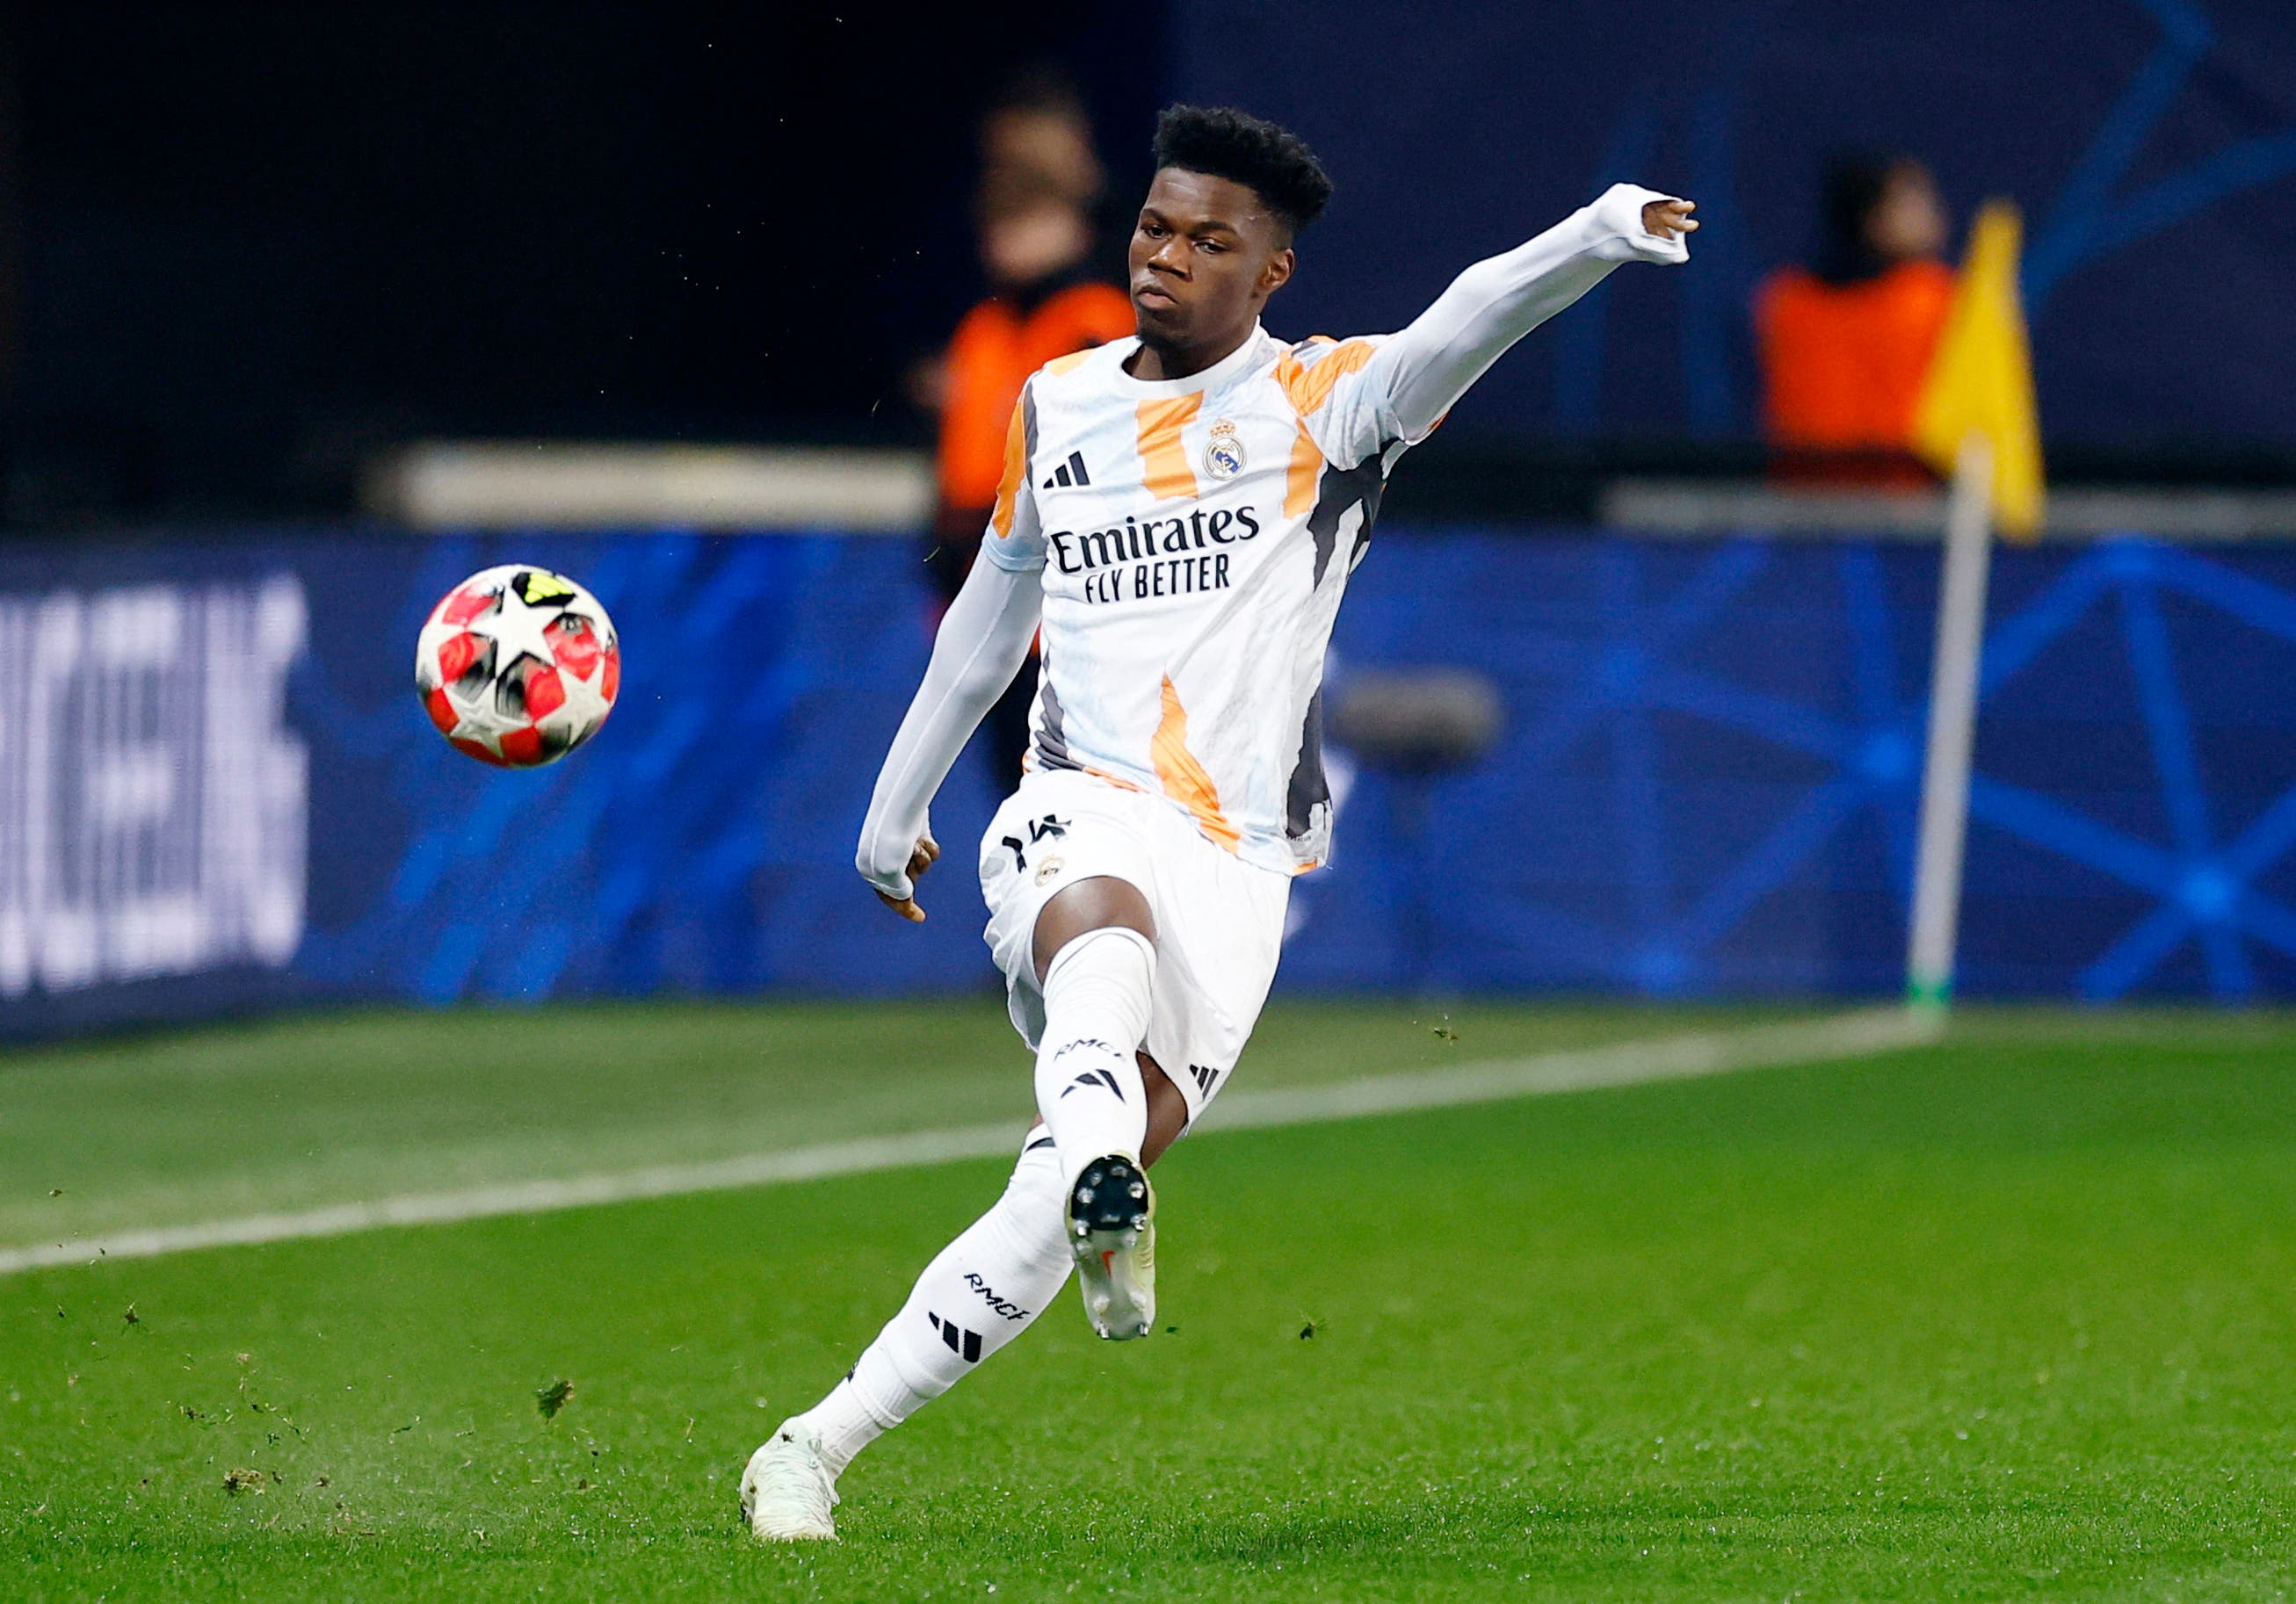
[0, 3, 1163, 522]
[3, 1, 2292, 524]
[1170, 0, 2296, 472]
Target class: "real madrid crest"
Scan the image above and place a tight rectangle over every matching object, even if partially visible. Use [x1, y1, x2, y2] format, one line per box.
[1203, 419, 1246, 480]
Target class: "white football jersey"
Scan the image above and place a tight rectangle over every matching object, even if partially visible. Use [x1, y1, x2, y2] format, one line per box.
[981, 322, 1425, 876]
[860, 186, 1687, 905]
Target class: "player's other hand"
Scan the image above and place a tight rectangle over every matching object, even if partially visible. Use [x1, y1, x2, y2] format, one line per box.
[1641, 198, 1698, 241]
[873, 832, 941, 924]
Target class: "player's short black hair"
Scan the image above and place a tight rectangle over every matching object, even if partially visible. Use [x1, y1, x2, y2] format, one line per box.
[1150, 105, 1333, 238]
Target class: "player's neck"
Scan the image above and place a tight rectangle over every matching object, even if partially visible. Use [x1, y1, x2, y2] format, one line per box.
[1126, 322, 1256, 383]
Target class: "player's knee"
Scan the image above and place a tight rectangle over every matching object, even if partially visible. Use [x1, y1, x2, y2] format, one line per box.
[1032, 875, 1155, 983]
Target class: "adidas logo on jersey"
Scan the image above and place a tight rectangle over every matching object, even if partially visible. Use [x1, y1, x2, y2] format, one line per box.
[1040, 451, 1092, 490]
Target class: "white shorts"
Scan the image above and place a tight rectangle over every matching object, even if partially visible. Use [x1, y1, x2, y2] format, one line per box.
[978, 768, 1290, 1125]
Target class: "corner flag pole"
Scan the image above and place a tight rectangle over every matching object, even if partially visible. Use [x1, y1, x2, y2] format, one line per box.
[1906, 430, 1995, 1015]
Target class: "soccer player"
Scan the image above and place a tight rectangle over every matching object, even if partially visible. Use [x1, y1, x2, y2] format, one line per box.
[743, 105, 1694, 1541]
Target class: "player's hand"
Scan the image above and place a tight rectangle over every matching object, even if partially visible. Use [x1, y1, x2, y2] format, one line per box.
[873, 833, 941, 923]
[1642, 198, 1698, 241]
[1589, 184, 1693, 264]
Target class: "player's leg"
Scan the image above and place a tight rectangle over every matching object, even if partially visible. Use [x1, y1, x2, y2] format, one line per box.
[742, 1132, 1076, 1541]
[1029, 876, 1168, 1340]
[743, 787, 1174, 1539]
[1068, 807, 1292, 1341]
[1029, 875, 1157, 1190]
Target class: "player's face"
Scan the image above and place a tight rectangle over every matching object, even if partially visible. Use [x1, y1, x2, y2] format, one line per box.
[1129, 169, 1293, 349]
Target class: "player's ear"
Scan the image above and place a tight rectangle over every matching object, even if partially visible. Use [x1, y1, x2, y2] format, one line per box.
[1259, 247, 1295, 296]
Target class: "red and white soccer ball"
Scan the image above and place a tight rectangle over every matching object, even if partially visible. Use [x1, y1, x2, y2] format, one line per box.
[415, 565, 620, 768]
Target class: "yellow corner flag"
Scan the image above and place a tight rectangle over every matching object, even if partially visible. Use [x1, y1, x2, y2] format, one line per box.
[1910, 200, 2045, 538]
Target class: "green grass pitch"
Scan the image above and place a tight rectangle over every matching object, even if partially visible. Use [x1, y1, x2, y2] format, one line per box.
[4, 1000, 2294, 1600]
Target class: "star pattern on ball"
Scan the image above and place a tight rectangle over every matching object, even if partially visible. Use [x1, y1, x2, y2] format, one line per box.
[471, 585, 567, 676]
[441, 698, 508, 755]
[553, 651, 615, 736]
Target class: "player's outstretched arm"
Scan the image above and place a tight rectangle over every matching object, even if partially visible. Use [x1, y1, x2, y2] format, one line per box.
[855, 555, 1042, 922]
[1373, 184, 1695, 444]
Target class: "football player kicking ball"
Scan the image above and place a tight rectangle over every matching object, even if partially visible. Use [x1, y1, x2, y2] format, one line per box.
[743, 104, 1694, 1541]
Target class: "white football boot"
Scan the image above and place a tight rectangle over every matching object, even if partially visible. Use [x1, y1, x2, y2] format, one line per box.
[1067, 1155, 1155, 1340]
[740, 1419, 840, 1542]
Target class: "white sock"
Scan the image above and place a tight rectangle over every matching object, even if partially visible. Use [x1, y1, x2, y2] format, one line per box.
[1032, 926, 1156, 1192]
[793, 1136, 1073, 1476]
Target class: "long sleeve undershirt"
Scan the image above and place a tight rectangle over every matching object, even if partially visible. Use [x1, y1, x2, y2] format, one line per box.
[855, 555, 1041, 899]
[1367, 183, 1689, 451]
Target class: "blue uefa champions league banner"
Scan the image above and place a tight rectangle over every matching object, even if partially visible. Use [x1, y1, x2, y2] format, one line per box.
[3, 525, 2295, 1037]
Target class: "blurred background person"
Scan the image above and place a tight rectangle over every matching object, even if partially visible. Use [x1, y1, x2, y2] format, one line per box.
[1755, 155, 1954, 487]
[976, 64, 1107, 212]
[920, 74, 1133, 784]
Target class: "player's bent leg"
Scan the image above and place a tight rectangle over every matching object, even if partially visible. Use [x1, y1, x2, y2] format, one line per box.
[1029, 878, 1156, 1197]
[1032, 928, 1155, 1188]
[1065, 1050, 1188, 1340]
[1015, 1047, 1191, 1343]
[1032, 876, 1175, 1340]
[1029, 877, 1167, 1340]
[744, 1136, 1073, 1542]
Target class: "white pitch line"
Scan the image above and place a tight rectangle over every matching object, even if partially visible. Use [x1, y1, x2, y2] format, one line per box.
[0, 1007, 1940, 1280]
[1196, 1005, 1940, 1134]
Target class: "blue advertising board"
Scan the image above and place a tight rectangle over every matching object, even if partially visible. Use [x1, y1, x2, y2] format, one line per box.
[3, 524, 2293, 1037]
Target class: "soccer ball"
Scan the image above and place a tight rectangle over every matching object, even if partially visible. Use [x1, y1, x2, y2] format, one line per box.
[416, 565, 620, 768]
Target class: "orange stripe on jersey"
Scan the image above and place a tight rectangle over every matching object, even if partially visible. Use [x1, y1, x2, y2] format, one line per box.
[989, 392, 1028, 539]
[1151, 676, 1240, 852]
[1135, 394, 1201, 502]
[1285, 419, 1324, 517]
[1274, 338, 1378, 417]
[1084, 765, 1148, 795]
[1041, 349, 1096, 377]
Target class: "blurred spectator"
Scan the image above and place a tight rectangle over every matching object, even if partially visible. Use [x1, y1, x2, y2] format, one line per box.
[921, 77, 1132, 783]
[932, 167, 1131, 531]
[977, 66, 1106, 211]
[1755, 155, 1954, 487]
